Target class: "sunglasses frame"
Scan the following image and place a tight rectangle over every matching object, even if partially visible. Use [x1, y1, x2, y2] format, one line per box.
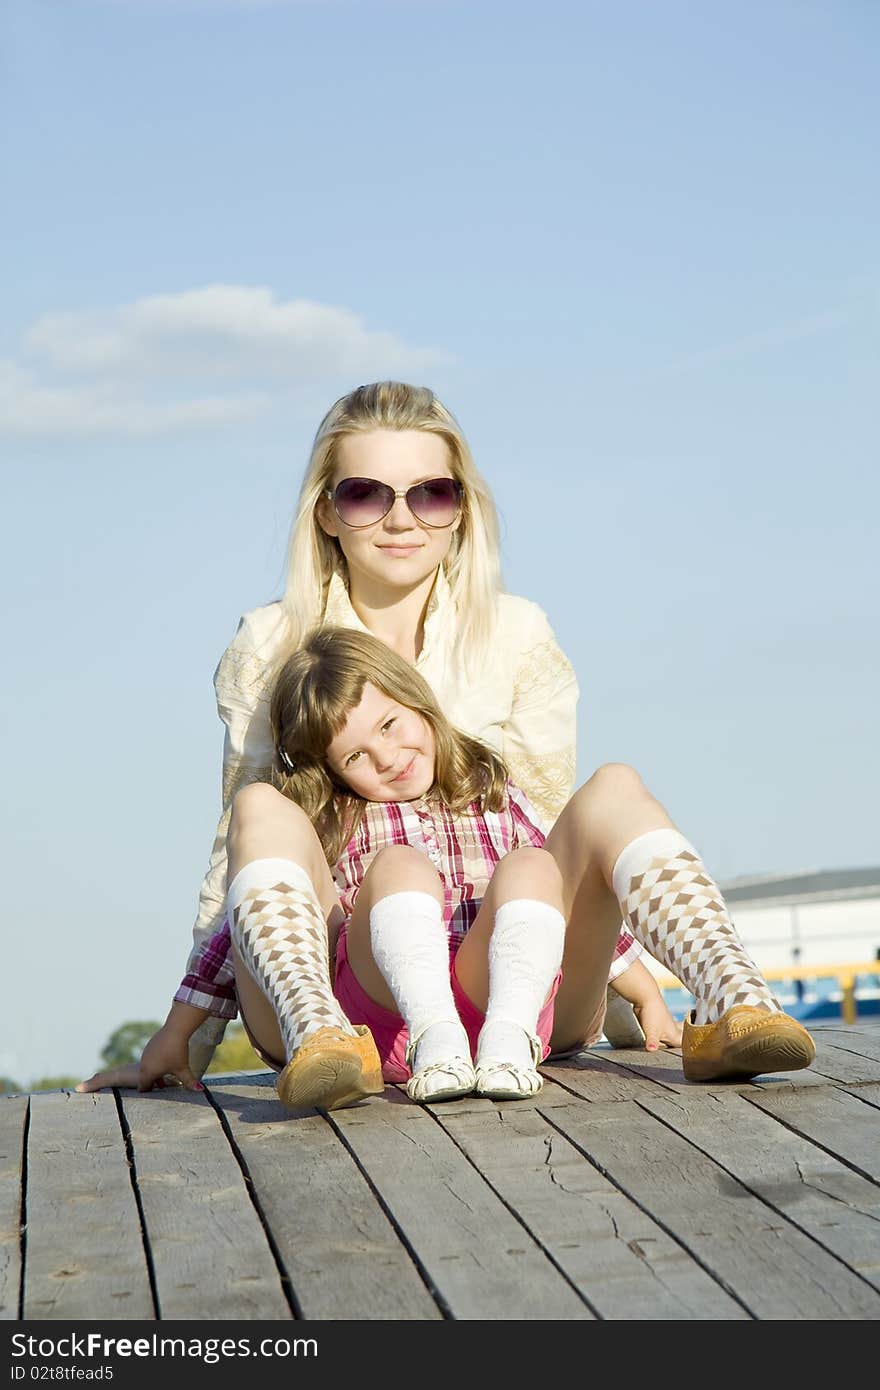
[323, 476, 464, 529]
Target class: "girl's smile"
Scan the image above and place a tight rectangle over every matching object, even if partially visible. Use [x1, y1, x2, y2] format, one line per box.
[326, 683, 435, 802]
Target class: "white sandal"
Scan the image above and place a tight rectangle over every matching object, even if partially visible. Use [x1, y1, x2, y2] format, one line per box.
[474, 1028, 544, 1100]
[404, 1024, 476, 1104]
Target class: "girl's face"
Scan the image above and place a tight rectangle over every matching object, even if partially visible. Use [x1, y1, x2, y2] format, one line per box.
[325, 682, 436, 802]
[316, 429, 461, 596]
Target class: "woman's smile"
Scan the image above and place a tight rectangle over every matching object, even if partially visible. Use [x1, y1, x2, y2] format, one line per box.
[377, 543, 424, 559]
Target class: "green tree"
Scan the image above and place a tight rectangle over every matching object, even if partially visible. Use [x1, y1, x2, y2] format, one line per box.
[29, 1076, 80, 1092]
[0, 1076, 22, 1095]
[100, 1020, 162, 1068]
[206, 1023, 266, 1075]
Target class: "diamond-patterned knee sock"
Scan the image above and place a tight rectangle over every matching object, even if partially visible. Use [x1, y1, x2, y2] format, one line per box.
[611, 829, 780, 1025]
[228, 857, 356, 1059]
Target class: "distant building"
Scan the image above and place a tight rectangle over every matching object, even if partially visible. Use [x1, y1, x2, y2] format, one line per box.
[721, 866, 880, 970]
[643, 866, 880, 978]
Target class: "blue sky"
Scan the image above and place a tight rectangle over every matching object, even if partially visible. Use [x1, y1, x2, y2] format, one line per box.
[3, 0, 878, 1084]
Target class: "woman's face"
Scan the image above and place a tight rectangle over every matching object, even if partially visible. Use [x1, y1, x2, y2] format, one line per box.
[325, 682, 436, 802]
[316, 429, 461, 595]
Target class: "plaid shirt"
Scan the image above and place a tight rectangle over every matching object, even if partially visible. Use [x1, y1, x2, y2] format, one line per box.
[175, 779, 641, 1019]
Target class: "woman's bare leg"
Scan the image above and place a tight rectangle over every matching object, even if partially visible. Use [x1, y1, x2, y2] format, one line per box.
[543, 764, 674, 1050]
[226, 782, 346, 1060]
[226, 783, 382, 1108]
[543, 764, 813, 1081]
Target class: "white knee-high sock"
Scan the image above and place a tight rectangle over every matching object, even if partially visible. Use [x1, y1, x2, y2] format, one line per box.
[369, 891, 469, 1070]
[228, 857, 355, 1060]
[477, 899, 566, 1069]
[611, 829, 780, 1025]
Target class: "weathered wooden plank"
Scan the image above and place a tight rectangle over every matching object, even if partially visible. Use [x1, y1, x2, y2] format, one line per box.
[331, 1090, 592, 1319]
[542, 1049, 688, 1101]
[122, 1087, 290, 1321]
[433, 1102, 747, 1319]
[214, 1081, 441, 1319]
[594, 1041, 831, 1093]
[541, 1099, 880, 1318]
[635, 1087, 880, 1294]
[0, 1099, 27, 1321]
[841, 1082, 880, 1112]
[745, 1086, 880, 1183]
[809, 1027, 880, 1064]
[419, 1073, 623, 1115]
[807, 1040, 880, 1085]
[24, 1093, 154, 1320]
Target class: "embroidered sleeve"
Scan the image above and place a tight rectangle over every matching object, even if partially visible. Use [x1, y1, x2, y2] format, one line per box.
[503, 610, 578, 831]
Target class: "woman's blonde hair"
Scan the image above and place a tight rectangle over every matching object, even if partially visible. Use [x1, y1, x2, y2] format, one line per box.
[280, 382, 502, 674]
[270, 627, 509, 865]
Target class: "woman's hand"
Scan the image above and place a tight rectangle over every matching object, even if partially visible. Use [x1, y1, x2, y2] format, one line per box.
[633, 995, 683, 1052]
[76, 1063, 143, 1092]
[137, 1024, 203, 1092]
[76, 1010, 206, 1094]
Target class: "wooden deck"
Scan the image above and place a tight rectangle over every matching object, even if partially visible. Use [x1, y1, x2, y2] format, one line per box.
[3, 1022, 880, 1323]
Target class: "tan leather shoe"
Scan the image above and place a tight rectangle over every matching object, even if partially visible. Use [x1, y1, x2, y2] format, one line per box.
[276, 1024, 384, 1110]
[682, 1006, 816, 1082]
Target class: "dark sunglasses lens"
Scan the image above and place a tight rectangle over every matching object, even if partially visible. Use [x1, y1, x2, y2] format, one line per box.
[406, 478, 462, 524]
[333, 477, 394, 524]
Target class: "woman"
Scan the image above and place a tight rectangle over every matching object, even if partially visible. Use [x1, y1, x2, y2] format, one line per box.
[79, 381, 813, 1101]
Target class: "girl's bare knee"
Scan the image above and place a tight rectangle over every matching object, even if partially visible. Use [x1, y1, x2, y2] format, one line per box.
[494, 846, 564, 896]
[366, 844, 441, 894]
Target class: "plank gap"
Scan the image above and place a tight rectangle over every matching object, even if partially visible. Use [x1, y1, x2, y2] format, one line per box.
[742, 1090, 880, 1189]
[538, 1104, 758, 1319]
[113, 1089, 160, 1320]
[201, 1085, 301, 1320]
[17, 1100, 30, 1322]
[324, 1107, 453, 1320]
[633, 1093, 880, 1296]
[426, 1104, 602, 1318]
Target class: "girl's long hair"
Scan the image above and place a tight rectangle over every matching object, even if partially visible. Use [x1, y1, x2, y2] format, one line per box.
[270, 627, 509, 865]
[279, 382, 502, 676]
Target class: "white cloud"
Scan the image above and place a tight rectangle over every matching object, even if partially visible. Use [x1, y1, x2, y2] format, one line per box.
[0, 360, 270, 440]
[4, 285, 451, 440]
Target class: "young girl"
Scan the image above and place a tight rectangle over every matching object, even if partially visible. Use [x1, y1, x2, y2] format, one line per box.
[122, 627, 676, 1106]
[262, 626, 579, 1102]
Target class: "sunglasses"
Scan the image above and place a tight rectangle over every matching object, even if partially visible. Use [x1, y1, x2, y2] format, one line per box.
[324, 476, 463, 529]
